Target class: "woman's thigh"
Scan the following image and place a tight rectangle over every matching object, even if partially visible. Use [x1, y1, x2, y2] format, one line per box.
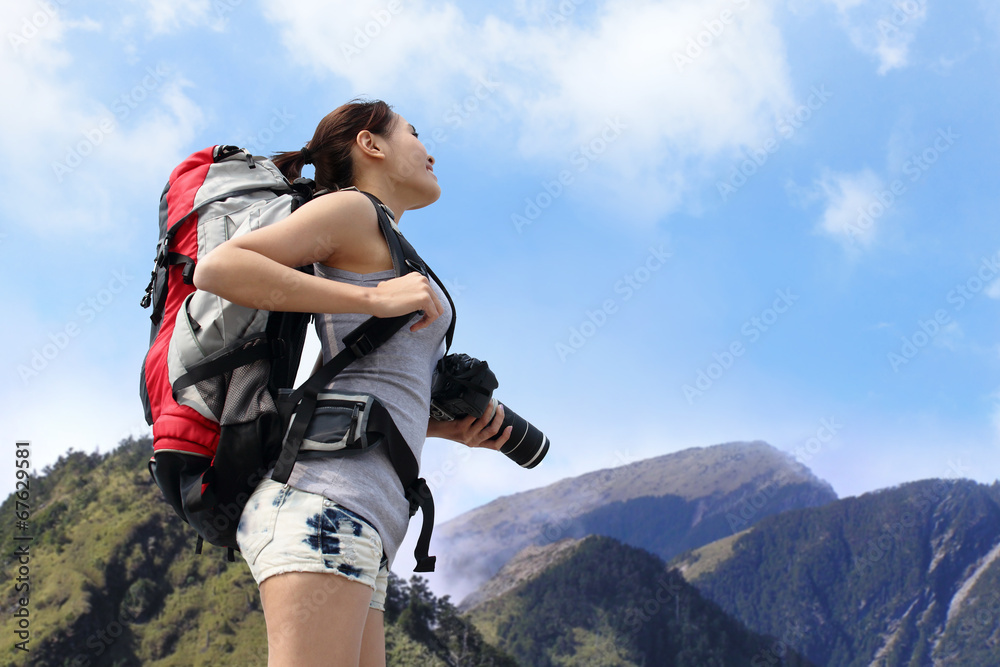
[260, 571, 373, 666]
[238, 480, 389, 665]
[360, 609, 386, 667]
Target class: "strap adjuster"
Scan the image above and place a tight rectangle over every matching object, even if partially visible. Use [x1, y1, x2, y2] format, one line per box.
[347, 334, 376, 358]
[154, 240, 168, 266]
[405, 258, 427, 276]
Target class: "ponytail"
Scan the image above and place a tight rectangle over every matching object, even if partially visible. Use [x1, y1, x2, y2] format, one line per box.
[271, 148, 310, 183]
[272, 98, 397, 192]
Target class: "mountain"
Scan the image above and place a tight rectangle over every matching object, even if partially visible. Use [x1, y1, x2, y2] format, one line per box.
[672, 478, 1000, 666]
[15, 434, 995, 666]
[466, 535, 817, 667]
[0, 437, 515, 667]
[438, 440, 837, 599]
[460, 539, 583, 612]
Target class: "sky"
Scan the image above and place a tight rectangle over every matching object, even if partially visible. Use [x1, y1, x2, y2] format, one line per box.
[2, 0, 1000, 578]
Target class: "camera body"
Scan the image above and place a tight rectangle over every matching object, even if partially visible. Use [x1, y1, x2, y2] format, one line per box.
[430, 354, 549, 469]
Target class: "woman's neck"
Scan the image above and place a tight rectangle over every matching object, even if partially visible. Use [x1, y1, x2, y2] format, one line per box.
[352, 175, 407, 224]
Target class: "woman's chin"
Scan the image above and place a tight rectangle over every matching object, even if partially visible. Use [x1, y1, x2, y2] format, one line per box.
[416, 183, 442, 209]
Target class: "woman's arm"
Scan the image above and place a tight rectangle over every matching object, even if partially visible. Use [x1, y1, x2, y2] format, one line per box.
[193, 189, 443, 329]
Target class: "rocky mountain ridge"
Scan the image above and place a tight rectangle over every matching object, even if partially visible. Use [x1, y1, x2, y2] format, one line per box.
[438, 440, 837, 599]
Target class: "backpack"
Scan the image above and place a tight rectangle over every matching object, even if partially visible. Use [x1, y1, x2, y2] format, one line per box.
[139, 145, 452, 571]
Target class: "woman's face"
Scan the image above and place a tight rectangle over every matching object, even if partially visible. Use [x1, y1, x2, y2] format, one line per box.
[382, 114, 441, 209]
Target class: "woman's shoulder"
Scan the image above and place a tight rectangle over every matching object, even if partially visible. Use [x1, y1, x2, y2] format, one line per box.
[298, 190, 392, 273]
[297, 188, 378, 225]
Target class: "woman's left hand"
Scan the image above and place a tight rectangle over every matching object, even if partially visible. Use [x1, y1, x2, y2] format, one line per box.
[427, 402, 512, 450]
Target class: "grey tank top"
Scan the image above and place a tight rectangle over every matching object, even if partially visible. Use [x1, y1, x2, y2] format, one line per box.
[284, 264, 452, 567]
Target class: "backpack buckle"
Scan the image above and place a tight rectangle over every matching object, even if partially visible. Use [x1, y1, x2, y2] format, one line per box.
[405, 258, 427, 276]
[347, 334, 376, 358]
[154, 239, 168, 266]
[346, 403, 363, 448]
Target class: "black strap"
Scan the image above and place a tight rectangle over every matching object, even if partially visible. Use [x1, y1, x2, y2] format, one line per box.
[171, 334, 277, 393]
[392, 229, 456, 353]
[367, 401, 435, 571]
[168, 252, 196, 284]
[270, 313, 412, 484]
[264, 297, 313, 395]
[406, 479, 436, 572]
[359, 191, 456, 352]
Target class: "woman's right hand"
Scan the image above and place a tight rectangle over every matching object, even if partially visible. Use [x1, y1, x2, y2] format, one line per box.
[370, 272, 444, 331]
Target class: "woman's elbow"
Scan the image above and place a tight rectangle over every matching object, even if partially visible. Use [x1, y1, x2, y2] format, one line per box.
[193, 251, 223, 293]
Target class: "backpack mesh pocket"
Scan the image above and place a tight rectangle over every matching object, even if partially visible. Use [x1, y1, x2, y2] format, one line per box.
[221, 357, 276, 424]
[190, 338, 278, 424]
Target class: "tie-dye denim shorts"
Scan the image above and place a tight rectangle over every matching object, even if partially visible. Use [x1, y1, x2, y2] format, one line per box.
[236, 478, 389, 611]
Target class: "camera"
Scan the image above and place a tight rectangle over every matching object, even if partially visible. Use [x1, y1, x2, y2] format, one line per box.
[429, 353, 549, 469]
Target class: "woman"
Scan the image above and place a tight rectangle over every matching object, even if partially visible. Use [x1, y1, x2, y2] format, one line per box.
[194, 99, 511, 667]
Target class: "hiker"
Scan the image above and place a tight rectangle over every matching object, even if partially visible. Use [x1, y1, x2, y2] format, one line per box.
[193, 99, 512, 667]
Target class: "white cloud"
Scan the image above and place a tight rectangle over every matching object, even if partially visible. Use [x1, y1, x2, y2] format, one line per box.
[131, 0, 232, 34]
[0, 1, 205, 238]
[979, 0, 1000, 39]
[823, 0, 927, 75]
[826, 0, 865, 11]
[145, 0, 212, 33]
[263, 0, 796, 223]
[935, 321, 963, 351]
[814, 168, 886, 248]
[986, 278, 1000, 299]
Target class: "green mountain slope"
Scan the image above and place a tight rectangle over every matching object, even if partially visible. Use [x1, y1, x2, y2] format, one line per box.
[467, 535, 816, 667]
[0, 437, 514, 667]
[673, 478, 1000, 666]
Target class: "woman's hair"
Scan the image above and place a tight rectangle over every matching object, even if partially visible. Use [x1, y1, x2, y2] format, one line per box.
[272, 98, 397, 191]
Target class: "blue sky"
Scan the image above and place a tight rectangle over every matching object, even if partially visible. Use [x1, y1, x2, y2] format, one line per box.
[3, 0, 1000, 575]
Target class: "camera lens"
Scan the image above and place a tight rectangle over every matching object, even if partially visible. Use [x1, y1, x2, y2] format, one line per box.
[490, 403, 549, 469]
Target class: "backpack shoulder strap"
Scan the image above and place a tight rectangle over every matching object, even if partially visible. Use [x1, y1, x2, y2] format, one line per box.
[357, 190, 456, 352]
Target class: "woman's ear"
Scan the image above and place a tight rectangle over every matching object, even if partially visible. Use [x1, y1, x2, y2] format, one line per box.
[355, 130, 385, 161]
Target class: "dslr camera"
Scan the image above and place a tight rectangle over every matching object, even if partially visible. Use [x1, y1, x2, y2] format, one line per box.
[429, 353, 549, 469]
